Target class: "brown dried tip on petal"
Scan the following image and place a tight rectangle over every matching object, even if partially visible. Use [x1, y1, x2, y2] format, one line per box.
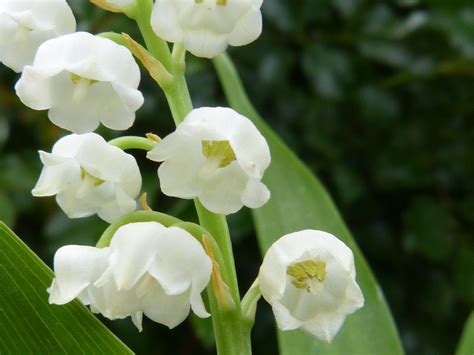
[146, 133, 162, 142]
[139, 192, 152, 211]
[202, 235, 235, 311]
[90, 0, 123, 13]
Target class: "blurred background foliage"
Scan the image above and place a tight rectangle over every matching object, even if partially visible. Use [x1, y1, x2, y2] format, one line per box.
[0, 0, 473, 354]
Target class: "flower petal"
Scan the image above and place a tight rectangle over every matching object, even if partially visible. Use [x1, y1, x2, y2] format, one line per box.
[97, 187, 137, 223]
[141, 282, 192, 329]
[108, 222, 165, 290]
[48, 245, 109, 305]
[272, 301, 303, 331]
[148, 226, 212, 296]
[228, 8, 262, 46]
[15, 66, 53, 109]
[199, 161, 248, 214]
[32, 152, 80, 196]
[241, 178, 270, 209]
[302, 313, 346, 343]
[153, 137, 205, 199]
[183, 30, 228, 58]
[150, 0, 183, 43]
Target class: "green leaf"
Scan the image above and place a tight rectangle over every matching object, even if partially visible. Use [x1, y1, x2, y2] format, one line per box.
[456, 312, 474, 355]
[213, 54, 404, 355]
[0, 222, 133, 354]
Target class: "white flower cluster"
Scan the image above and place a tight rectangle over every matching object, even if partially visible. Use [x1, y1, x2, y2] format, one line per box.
[147, 107, 271, 214]
[151, 0, 263, 58]
[32, 133, 141, 223]
[0, 0, 364, 342]
[258, 230, 364, 342]
[49, 222, 212, 330]
[0, 0, 76, 72]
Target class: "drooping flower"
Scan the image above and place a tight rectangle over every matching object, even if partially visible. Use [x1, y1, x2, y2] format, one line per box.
[147, 107, 271, 215]
[150, 0, 263, 58]
[15, 31, 144, 133]
[0, 0, 76, 72]
[48, 222, 212, 330]
[48, 244, 145, 327]
[32, 133, 142, 223]
[258, 230, 364, 343]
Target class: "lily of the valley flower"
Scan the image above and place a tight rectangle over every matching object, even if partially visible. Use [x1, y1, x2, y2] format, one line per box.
[32, 133, 141, 223]
[48, 222, 212, 330]
[15, 31, 144, 133]
[258, 230, 364, 343]
[0, 0, 76, 72]
[151, 0, 263, 58]
[147, 107, 271, 215]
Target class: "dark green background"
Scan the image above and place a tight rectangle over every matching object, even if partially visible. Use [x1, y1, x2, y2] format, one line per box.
[0, 1, 473, 354]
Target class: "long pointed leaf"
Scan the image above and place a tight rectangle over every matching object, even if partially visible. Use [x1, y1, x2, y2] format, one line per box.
[213, 54, 404, 354]
[456, 312, 474, 355]
[0, 222, 132, 354]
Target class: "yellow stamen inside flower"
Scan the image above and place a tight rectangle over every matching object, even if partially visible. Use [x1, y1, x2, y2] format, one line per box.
[70, 74, 98, 102]
[287, 259, 327, 294]
[80, 167, 104, 187]
[202, 140, 236, 168]
[194, 0, 227, 5]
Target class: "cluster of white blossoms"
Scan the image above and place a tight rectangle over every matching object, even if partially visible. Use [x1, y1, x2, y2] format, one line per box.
[49, 222, 212, 330]
[0, 0, 76, 72]
[16, 32, 144, 133]
[258, 230, 364, 342]
[151, 0, 264, 58]
[32, 133, 142, 223]
[147, 107, 271, 214]
[0, 0, 364, 344]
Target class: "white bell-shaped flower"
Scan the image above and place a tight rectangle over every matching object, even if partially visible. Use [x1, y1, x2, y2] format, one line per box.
[147, 107, 271, 215]
[0, 0, 76, 72]
[32, 133, 142, 223]
[15, 31, 144, 133]
[151, 0, 263, 58]
[48, 222, 212, 330]
[258, 230, 364, 343]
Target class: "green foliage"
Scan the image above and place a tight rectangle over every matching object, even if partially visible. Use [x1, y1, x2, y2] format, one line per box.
[456, 312, 474, 355]
[215, 54, 404, 355]
[0, 222, 132, 354]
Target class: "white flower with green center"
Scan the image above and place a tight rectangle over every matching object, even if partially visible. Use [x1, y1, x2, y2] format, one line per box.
[147, 107, 271, 215]
[258, 230, 364, 343]
[32, 133, 142, 223]
[150, 0, 263, 58]
[48, 222, 212, 330]
[0, 0, 76, 72]
[15, 31, 144, 133]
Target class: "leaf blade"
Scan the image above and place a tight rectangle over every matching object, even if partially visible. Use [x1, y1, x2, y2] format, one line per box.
[0, 222, 133, 354]
[213, 54, 404, 355]
[456, 312, 474, 355]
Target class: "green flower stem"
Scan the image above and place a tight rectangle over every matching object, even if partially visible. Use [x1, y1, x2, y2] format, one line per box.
[134, 3, 250, 353]
[194, 200, 239, 295]
[135, 0, 172, 71]
[96, 211, 182, 248]
[240, 280, 262, 326]
[108, 136, 155, 151]
[163, 74, 194, 125]
[165, 77, 250, 355]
